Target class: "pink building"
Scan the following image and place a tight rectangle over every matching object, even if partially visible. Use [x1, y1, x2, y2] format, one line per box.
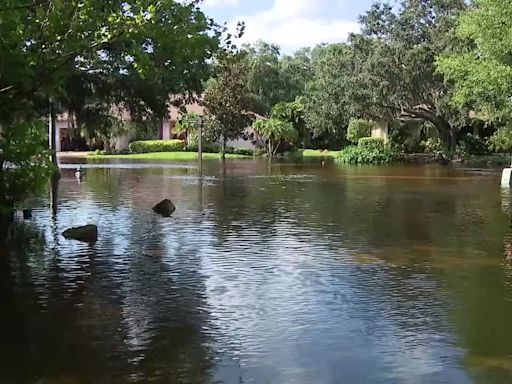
[55, 101, 258, 152]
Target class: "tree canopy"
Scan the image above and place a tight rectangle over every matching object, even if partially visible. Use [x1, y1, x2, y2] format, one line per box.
[438, 0, 512, 122]
[203, 51, 254, 157]
[0, 0, 222, 124]
[303, 0, 468, 150]
[0, 0, 223, 220]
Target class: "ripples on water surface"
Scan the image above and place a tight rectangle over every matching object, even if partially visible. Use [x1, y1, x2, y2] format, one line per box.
[2, 159, 512, 383]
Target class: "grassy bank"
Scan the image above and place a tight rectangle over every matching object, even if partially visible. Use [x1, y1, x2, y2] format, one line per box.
[88, 152, 251, 160]
[301, 149, 340, 158]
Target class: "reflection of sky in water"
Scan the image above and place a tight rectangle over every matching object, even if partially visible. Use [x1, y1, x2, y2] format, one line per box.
[200, 217, 472, 383]
[3, 163, 511, 383]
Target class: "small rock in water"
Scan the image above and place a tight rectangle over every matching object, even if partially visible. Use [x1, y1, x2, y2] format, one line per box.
[153, 199, 176, 217]
[62, 225, 98, 243]
[23, 209, 32, 220]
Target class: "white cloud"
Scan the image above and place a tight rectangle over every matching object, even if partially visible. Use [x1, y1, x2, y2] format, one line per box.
[203, 0, 239, 7]
[229, 0, 360, 52]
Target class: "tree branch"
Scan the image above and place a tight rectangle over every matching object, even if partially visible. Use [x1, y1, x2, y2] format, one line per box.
[0, 86, 13, 93]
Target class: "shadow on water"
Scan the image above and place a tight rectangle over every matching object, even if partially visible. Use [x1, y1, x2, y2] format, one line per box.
[2, 160, 512, 383]
[0, 174, 214, 384]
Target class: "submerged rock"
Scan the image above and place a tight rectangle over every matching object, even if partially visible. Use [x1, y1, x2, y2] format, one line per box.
[153, 199, 176, 217]
[62, 225, 98, 243]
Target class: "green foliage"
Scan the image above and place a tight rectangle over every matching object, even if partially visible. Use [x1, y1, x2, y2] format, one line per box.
[347, 119, 372, 143]
[305, 1, 467, 150]
[233, 148, 255, 156]
[421, 137, 444, 154]
[358, 137, 385, 151]
[456, 134, 489, 157]
[488, 127, 512, 153]
[253, 118, 297, 156]
[0, 121, 55, 212]
[129, 140, 185, 154]
[1, 0, 222, 122]
[184, 142, 221, 154]
[0, 0, 223, 211]
[271, 98, 307, 147]
[337, 145, 397, 165]
[304, 44, 352, 140]
[388, 124, 409, 153]
[204, 52, 254, 154]
[438, 0, 512, 121]
[175, 112, 201, 136]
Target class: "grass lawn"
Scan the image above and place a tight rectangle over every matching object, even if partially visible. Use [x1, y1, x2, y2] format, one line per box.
[88, 151, 251, 160]
[301, 149, 340, 158]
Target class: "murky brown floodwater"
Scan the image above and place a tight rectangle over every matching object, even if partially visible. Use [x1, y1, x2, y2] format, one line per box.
[1, 158, 512, 383]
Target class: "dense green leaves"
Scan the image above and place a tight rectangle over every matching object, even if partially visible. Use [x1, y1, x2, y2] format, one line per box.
[438, 0, 512, 121]
[204, 52, 254, 156]
[488, 127, 512, 153]
[347, 119, 372, 144]
[253, 118, 296, 156]
[0, 0, 223, 214]
[129, 139, 186, 154]
[0, 121, 54, 211]
[271, 99, 307, 147]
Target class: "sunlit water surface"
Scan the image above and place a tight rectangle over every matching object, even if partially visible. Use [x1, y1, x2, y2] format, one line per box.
[1, 159, 512, 384]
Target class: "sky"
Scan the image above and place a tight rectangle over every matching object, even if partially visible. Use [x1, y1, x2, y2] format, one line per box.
[200, 0, 377, 54]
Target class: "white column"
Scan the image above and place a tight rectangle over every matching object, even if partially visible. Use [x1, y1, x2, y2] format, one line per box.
[54, 123, 61, 152]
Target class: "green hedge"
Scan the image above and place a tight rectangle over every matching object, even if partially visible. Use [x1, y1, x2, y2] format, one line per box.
[337, 145, 397, 165]
[233, 148, 255, 156]
[347, 119, 372, 144]
[185, 142, 221, 153]
[129, 140, 186, 153]
[358, 137, 385, 151]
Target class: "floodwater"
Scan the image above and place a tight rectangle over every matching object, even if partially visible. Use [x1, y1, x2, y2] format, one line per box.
[2, 158, 512, 384]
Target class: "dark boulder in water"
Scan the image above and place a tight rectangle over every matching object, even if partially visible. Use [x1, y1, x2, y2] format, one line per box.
[62, 225, 98, 243]
[153, 199, 176, 217]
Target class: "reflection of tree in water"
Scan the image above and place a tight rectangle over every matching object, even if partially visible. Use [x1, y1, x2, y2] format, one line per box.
[204, 168, 512, 382]
[0, 170, 214, 384]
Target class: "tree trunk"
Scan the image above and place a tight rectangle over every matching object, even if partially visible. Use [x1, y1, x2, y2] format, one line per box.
[432, 118, 457, 161]
[49, 103, 61, 180]
[221, 137, 227, 161]
[0, 209, 14, 243]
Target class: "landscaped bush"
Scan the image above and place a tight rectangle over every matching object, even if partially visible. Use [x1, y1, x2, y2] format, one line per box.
[358, 137, 385, 151]
[185, 142, 221, 153]
[488, 126, 512, 153]
[233, 148, 254, 156]
[129, 139, 185, 153]
[420, 137, 444, 154]
[456, 133, 489, 157]
[347, 119, 372, 144]
[337, 145, 397, 165]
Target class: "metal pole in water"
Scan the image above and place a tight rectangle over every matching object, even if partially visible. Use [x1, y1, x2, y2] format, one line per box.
[198, 116, 203, 177]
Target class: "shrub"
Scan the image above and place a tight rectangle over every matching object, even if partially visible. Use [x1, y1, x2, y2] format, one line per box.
[420, 137, 444, 154]
[337, 146, 397, 165]
[456, 134, 489, 157]
[488, 127, 512, 153]
[388, 124, 408, 153]
[233, 148, 254, 156]
[185, 142, 221, 153]
[347, 119, 372, 144]
[358, 137, 385, 151]
[129, 140, 185, 153]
